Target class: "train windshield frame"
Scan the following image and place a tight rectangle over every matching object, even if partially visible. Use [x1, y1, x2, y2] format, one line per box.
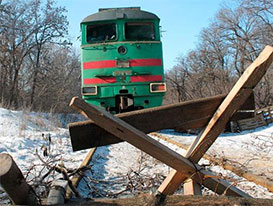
[125, 22, 155, 41]
[86, 23, 117, 43]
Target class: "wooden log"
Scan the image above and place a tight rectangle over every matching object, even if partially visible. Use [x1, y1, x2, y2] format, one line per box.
[47, 179, 68, 205]
[0, 153, 39, 205]
[70, 97, 250, 198]
[157, 45, 273, 195]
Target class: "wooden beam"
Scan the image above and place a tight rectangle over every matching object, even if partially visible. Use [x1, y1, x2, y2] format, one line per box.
[69, 92, 255, 151]
[69, 95, 226, 151]
[70, 97, 250, 197]
[0, 153, 39, 205]
[158, 45, 273, 195]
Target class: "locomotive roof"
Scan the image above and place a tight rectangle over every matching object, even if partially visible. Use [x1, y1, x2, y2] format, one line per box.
[81, 7, 159, 23]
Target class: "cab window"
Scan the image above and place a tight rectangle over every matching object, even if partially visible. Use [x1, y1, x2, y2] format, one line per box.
[125, 22, 155, 41]
[86, 23, 117, 43]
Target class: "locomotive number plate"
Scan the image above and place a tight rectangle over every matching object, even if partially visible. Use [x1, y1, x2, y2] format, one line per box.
[113, 70, 132, 76]
[116, 60, 130, 68]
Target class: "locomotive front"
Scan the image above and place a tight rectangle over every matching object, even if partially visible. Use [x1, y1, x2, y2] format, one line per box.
[81, 7, 166, 113]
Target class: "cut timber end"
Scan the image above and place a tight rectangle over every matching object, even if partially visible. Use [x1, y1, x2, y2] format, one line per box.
[0, 153, 39, 205]
[0, 153, 13, 176]
[183, 179, 202, 195]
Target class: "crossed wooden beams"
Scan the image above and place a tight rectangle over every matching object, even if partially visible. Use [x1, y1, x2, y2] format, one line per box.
[69, 45, 273, 198]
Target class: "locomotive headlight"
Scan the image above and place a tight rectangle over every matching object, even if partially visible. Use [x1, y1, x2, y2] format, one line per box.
[117, 45, 127, 54]
[150, 83, 166, 93]
[82, 86, 97, 95]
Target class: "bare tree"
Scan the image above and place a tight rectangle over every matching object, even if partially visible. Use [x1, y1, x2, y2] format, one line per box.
[0, 0, 79, 112]
[165, 1, 273, 107]
[27, 0, 69, 109]
[31, 45, 80, 112]
[0, 0, 38, 108]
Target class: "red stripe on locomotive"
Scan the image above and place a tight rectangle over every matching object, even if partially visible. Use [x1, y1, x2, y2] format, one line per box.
[130, 59, 162, 67]
[84, 77, 116, 84]
[130, 75, 162, 82]
[83, 58, 162, 69]
[83, 60, 116, 69]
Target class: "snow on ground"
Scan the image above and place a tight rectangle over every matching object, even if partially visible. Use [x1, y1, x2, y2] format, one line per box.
[160, 126, 273, 180]
[0, 107, 273, 203]
[77, 132, 273, 199]
[0, 108, 87, 203]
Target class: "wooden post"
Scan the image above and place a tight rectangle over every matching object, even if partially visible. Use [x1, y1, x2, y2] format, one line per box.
[70, 97, 250, 198]
[158, 45, 273, 195]
[0, 153, 39, 205]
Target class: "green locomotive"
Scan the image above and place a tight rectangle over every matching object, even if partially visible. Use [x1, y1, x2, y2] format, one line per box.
[81, 7, 166, 113]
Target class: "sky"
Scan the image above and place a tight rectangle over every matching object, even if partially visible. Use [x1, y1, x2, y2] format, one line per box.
[57, 0, 225, 70]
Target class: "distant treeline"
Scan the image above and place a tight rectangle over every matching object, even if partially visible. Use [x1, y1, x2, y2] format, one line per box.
[165, 0, 273, 108]
[0, 0, 81, 112]
[1, 0, 273, 112]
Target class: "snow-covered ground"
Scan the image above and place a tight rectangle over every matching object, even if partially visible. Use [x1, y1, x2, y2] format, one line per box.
[0, 107, 272, 203]
[0, 108, 87, 203]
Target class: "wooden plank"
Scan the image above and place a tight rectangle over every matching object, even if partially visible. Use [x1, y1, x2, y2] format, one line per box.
[69, 94, 254, 151]
[0, 153, 39, 205]
[66, 148, 97, 199]
[70, 97, 250, 197]
[69, 94, 226, 151]
[237, 114, 267, 130]
[157, 45, 273, 195]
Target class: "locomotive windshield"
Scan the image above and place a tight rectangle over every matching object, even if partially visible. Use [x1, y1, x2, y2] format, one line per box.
[125, 22, 155, 41]
[87, 23, 117, 43]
